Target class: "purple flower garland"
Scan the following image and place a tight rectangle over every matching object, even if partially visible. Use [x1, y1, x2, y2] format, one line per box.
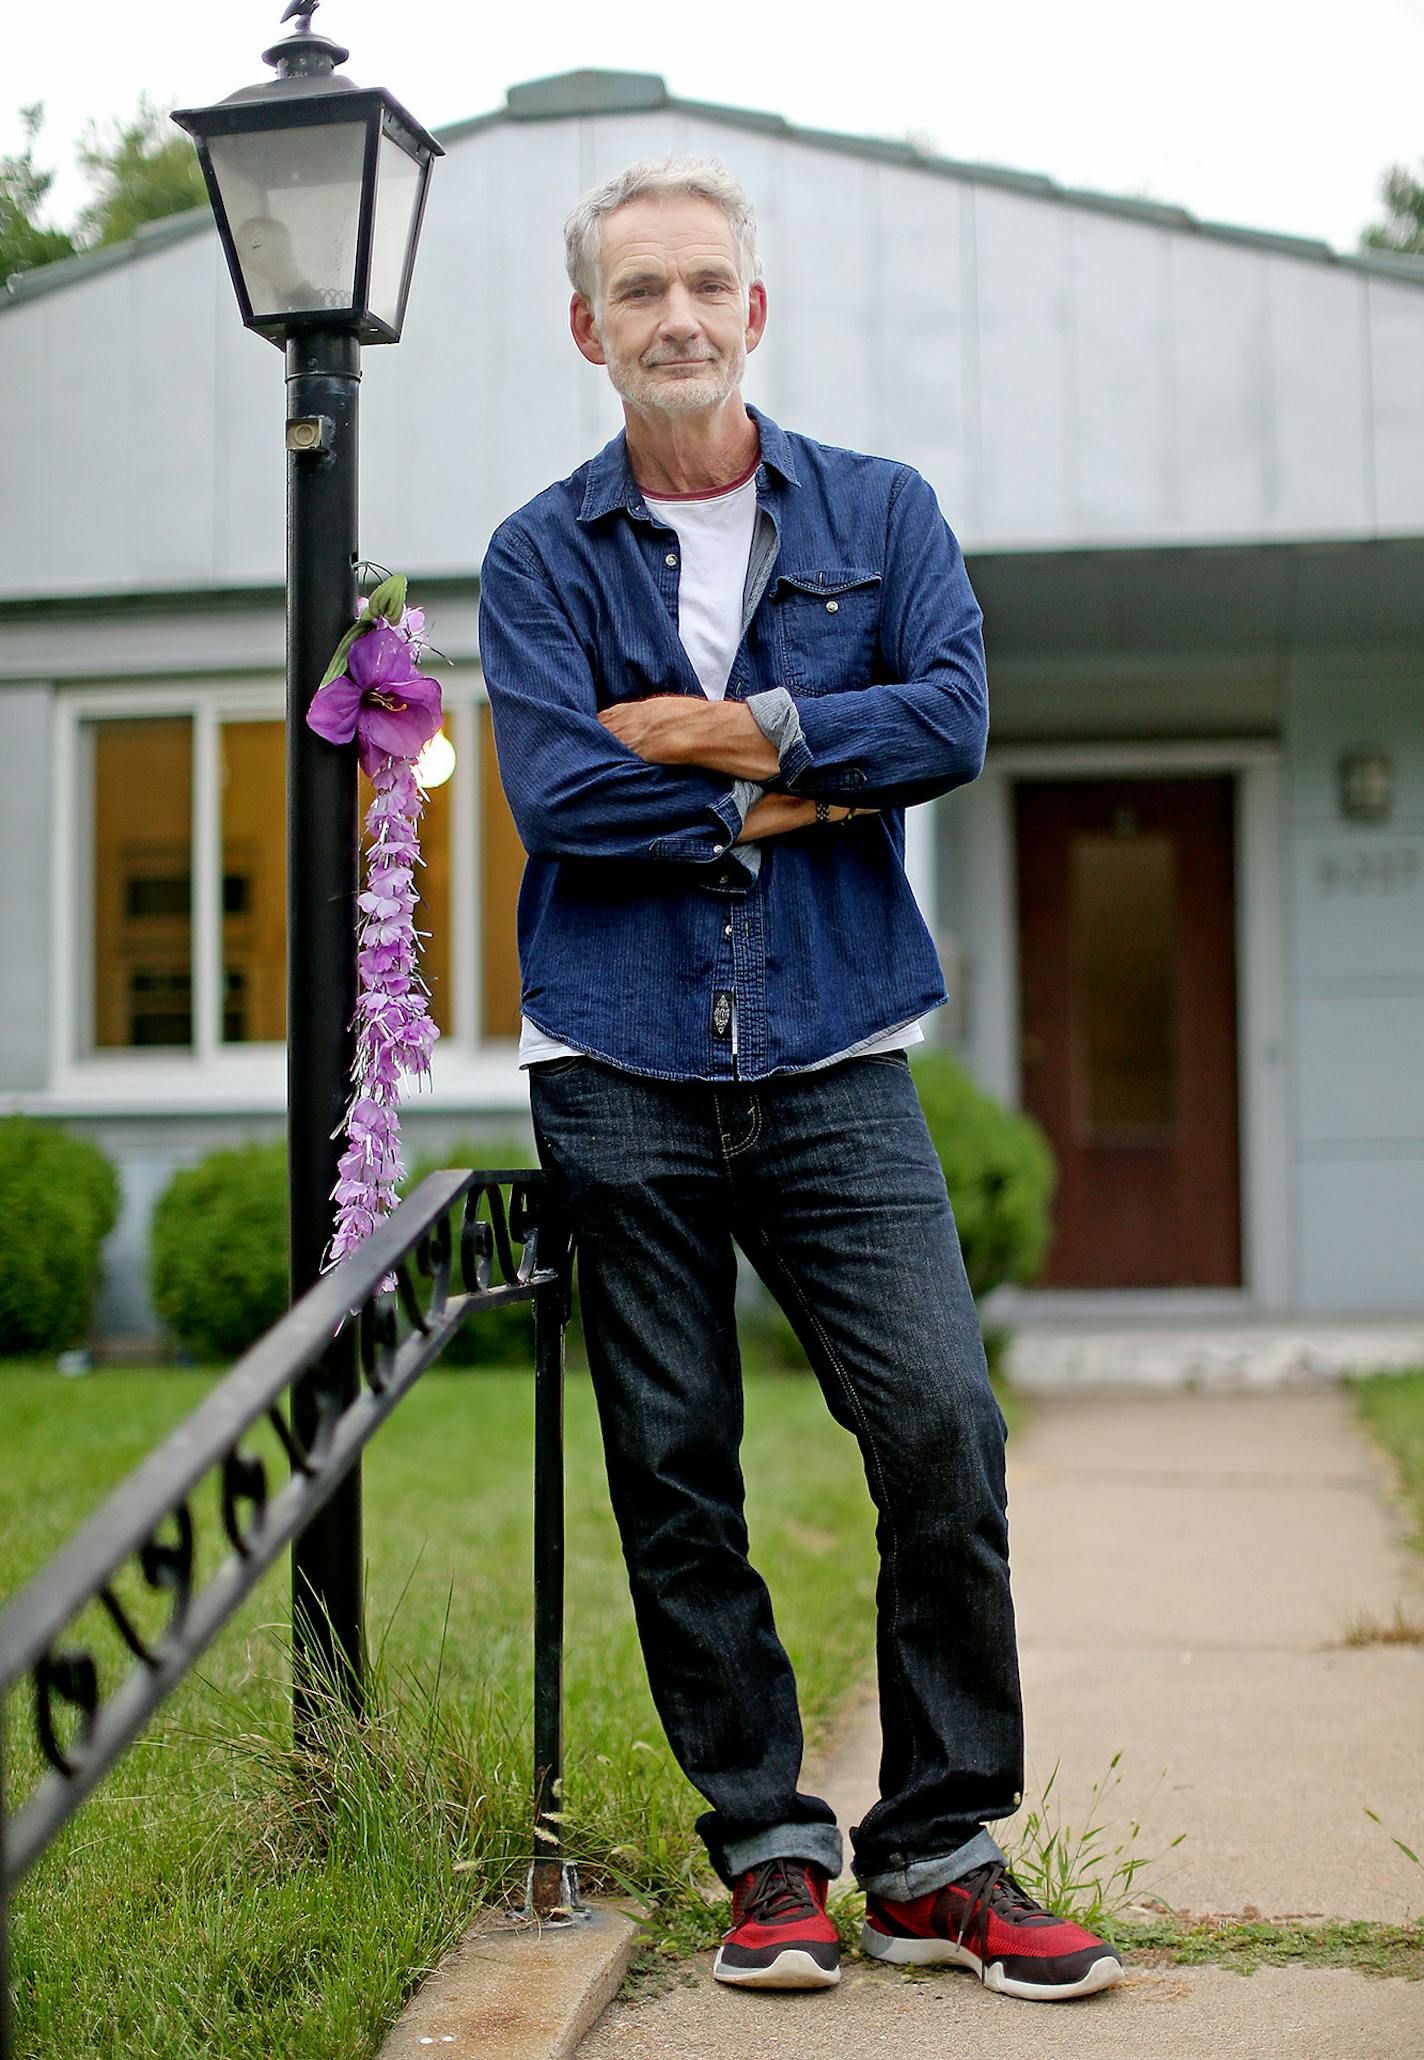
[305, 576, 444, 1266]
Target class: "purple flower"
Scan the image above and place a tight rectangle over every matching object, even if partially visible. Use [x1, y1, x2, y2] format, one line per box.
[318, 606, 444, 1275]
[306, 622, 443, 777]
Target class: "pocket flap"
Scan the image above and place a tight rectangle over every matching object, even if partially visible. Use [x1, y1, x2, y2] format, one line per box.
[774, 568, 882, 599]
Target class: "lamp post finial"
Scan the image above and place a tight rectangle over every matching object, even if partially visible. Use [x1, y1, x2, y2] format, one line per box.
[264, 0, 349, 79]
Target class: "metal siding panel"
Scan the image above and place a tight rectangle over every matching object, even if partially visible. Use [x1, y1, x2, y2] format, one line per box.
[1297, 1158, 1424, 1312]
[35, 273, 135, 592]
[0, 307, 49, 591]
[126, 233, 220, 587]
[971, 188, 1074, 547]
[1168, 238, 1273, 539]
[865, 162, 972, 524]
[1298, 995, 1424, 1140]
[1070, 214, 1175, 539]
[761, 145, 876, 457]
[1267, 260, 1371, 535]
[212, 305, 284, 587]
[1367, 275, 1424, 534]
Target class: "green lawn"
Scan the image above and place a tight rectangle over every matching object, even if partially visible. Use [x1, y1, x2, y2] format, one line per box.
[1355, 1368, 1424, 1552]
[1, 1359, 882, 2059]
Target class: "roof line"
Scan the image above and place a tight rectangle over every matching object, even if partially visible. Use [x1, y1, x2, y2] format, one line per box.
[7, 69, 1424, 311]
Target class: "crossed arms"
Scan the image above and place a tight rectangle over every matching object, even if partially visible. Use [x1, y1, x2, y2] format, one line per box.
[477, 466, 987, 866]
[596, 697, 853, 843]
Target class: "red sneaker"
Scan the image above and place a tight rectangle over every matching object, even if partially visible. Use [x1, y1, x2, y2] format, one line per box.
[713, 1857, 841, 1989]
[861, 1861, 1123, 2001]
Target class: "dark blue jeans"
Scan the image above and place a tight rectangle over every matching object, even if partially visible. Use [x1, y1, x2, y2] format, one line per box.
[529, 1050, 1023, 1896]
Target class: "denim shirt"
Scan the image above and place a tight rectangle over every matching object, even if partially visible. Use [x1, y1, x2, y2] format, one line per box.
[477, 406, 988, 1081]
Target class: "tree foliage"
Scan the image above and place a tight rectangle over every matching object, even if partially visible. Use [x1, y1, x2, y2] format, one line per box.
[2, 94, 206, 285]
[1362, 162, 1424, 256]
[74, 95, 206, 250]
[0, 104, 76, 281]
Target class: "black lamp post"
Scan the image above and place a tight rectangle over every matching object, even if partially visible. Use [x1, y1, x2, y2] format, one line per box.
[173, 2, 441, 1729]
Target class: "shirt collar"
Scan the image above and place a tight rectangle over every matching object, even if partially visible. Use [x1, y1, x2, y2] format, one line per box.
[577, 402, 800, 523]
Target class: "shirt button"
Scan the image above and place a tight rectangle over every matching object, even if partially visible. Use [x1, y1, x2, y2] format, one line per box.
[665, 552, 678, 567]
[724, 924, 733, 936]
[826, 598, 839, 613]
[713, 844, 725, 855]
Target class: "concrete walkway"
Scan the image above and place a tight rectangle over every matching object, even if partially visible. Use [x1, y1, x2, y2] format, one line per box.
[578, 1387, 1424, 2057]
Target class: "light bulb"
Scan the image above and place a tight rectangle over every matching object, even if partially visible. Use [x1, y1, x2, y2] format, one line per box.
[414, 728, 456, 790]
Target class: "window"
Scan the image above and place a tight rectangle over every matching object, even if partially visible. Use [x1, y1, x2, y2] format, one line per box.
[221, 720, 286, 1043]
[72, 684, 522, 1068]
[92, 718, 194, 1049]
[478, 703, 524, 1041]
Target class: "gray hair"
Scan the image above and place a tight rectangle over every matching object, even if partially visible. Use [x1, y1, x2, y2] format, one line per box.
[563, 154, 762, 311]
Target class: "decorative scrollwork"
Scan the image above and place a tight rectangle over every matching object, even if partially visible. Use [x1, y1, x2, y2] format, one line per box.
[221, 1448, 269, 1557]
[457, 1177, 547, 1297]
[98, 1583, 157, 1668]
[359, 1294, 399, 1394]
[394, 1260, 428, 1340]
[139, 1501, 195, 1643]
[34, 1649, 99, 1776]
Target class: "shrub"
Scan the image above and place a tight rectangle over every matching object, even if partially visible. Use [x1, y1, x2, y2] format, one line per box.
[910, 1049, 1056, 1299]
[0, 1117, 120, 1353]
[149, 1140, 287, 1361]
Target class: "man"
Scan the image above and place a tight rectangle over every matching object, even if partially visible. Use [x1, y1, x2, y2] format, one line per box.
[478, 155, 1122, 2005]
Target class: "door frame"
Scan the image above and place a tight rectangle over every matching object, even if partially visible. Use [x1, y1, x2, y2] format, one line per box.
[954, 741, 1290, 1313]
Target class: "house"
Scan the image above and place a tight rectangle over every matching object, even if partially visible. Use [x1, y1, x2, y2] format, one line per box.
[3, 69, 1422, 1343]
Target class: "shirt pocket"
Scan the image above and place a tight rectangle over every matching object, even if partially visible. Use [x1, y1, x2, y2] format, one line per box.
[772, 568, 883, 695]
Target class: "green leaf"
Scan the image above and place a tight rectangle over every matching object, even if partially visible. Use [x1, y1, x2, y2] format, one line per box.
[315, 620, 367, 692]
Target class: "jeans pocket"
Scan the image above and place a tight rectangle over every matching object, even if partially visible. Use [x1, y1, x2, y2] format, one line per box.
[857, 1048, 911, 1070]
[529, 1054, 587, 1078]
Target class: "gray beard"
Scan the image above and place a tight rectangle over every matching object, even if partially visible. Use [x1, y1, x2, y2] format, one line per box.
[609, 343, 746, 418]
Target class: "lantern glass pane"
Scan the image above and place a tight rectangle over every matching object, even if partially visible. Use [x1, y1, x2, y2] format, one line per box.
[368, 133, 424, 331]
[207, 119, 368, 318]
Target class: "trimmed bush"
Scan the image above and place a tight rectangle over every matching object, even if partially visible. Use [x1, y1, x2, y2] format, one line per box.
[911, 1049, 1056, 1299]
[0, 1117, 120, 1353]
[149, 1141, 287, 1361]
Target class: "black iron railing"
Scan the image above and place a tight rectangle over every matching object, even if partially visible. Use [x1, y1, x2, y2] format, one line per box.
[0, 1167, 575, 2059]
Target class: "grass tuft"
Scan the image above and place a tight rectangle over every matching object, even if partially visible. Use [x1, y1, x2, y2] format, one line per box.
[993, 1754, 1185, 1930]
[1339, 1603, 1424, 1647]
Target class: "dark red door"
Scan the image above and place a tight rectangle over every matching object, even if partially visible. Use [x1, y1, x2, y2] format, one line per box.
[1015, 777, 1241, 1288]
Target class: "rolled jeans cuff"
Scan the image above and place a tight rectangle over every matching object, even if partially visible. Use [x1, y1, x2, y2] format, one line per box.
[853, 1826, 1007, 1901]
[720, 1819, 845, 1885]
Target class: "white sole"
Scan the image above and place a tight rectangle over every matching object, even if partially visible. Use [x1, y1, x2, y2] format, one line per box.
[713, 1946, 842, 1990]
[859, 1925, 1123, 2001]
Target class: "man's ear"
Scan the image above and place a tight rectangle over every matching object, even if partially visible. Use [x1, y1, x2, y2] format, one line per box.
[570, 294, 607, 366]
[744, 278, 769, 356]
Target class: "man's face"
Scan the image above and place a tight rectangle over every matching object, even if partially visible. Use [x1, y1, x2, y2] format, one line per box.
[570, 193, 766, 418]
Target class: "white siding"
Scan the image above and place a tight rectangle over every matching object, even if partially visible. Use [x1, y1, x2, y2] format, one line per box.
[4, 103, 1424, 596]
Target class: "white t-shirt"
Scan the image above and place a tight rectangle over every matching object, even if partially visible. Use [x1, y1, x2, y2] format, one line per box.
[519, 464, 920, 1072]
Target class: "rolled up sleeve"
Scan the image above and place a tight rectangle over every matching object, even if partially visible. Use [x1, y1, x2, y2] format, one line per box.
[479, 526, 756, 865]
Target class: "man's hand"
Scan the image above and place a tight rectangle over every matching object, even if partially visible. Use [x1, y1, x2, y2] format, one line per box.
[599, 696, 780, 779]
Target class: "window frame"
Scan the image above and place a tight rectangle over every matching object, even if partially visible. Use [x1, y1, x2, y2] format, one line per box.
[51, 673, 525, 1113]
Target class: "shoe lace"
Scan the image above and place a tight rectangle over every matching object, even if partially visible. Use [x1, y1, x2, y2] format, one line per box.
[740, 1856, 818, 1925]
[951, 1861, 1058, 1967]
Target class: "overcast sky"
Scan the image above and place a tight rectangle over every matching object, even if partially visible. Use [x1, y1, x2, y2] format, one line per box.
[10, 0, 1424, 255]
